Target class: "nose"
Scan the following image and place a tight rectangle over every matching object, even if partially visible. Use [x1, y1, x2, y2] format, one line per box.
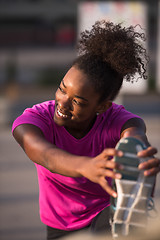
[58, 94, 72, 111]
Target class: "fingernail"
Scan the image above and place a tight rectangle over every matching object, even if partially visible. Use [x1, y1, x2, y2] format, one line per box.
[137, 152, 143, 157]
[118, 151, 123, 157]
[119, 164, 124, 170]
[138, 164, 144, 170]
[116, 173, 122, 179]
[112, 192, 117, 198]
[144, 171, 150, 176]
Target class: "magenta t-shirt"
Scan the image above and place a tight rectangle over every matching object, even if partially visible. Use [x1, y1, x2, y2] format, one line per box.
[12, 100, 140, 230]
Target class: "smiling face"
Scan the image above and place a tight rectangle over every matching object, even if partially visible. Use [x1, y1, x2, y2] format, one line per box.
[54, 66, 108, 138]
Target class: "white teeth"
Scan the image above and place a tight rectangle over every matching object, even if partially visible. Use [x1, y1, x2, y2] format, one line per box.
[57, 109, 68, 118]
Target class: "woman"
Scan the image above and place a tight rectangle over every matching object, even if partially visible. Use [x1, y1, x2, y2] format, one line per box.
[12, 21, 160, 239]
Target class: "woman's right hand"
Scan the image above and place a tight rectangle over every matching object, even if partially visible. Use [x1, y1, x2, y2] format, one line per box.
[79, 149, 123, 198]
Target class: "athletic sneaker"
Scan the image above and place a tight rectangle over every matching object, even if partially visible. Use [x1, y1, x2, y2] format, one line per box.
[110, 137, 156, 239]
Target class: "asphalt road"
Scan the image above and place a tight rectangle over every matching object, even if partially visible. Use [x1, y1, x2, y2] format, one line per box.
[0, 113, 160, 240]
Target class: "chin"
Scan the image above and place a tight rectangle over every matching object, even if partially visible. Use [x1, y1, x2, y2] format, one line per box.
[54, 114, 70, 128]
[54, 115, 63, 126]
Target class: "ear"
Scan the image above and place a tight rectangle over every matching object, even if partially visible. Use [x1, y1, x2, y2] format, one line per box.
[96, 101, 112, 114]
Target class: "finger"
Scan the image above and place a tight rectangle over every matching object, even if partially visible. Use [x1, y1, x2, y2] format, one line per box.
[103, 160, 123, 170]
[139, 158, 160, 170]
[144, 166, 160, 176]
[102, 148, 123, 159]
[100, 168, 122, 180]
[121, 130, 133, 138]
[100, 177, 117, 198]
[137, 146, 157, 157]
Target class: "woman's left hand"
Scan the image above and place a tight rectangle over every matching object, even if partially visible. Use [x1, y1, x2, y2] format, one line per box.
[121, 118, 160, 177]
[138, 146, 160, 176]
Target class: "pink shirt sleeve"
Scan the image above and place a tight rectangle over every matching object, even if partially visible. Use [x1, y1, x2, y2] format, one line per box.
[12, 101, 54, 142]
[106, 103, 142, 147]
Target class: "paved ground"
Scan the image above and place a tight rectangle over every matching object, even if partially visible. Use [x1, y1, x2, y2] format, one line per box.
[0, 94, 160, 240]
[0, 127, 46, 240]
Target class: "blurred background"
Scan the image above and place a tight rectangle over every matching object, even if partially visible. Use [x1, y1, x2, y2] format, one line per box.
[0, 0, 160, 240]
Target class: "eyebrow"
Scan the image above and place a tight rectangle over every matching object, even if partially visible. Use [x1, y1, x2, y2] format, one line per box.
[74, 95, 88, 102]
[62, 79, 66, 88]
[61, 79, 88, 102]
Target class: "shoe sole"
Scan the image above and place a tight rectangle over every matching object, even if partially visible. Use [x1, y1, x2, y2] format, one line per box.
[111, 137, 155, 238]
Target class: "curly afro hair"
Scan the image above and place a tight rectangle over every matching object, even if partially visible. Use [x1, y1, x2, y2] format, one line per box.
[73, 20, 149, 102]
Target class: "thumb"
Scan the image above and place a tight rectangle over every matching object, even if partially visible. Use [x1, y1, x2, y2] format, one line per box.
[122, 130, 132, 138]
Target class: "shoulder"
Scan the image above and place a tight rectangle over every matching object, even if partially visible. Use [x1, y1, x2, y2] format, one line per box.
[12, 100, 56, 140]
[27, 100, 55, 116]
[21, 100, 55, 123]
[100, 102, 142, 144]
[102, 102, 139, 122]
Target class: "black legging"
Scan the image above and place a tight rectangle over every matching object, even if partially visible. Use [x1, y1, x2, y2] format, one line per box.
[47, 206, 111, 239]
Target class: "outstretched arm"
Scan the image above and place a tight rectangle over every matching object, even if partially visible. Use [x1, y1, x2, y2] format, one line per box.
[13, 118, 160, 197]
[13, 124, 122, 198]
[121, 117, 160, 176]
[13, 124, 87, 177]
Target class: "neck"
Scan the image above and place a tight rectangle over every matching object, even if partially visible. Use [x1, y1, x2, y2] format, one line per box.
[65, 115, 97, 139]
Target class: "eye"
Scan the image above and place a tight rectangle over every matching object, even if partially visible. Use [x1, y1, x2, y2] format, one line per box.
[72, 99, 85, 106]
[73, 99, 80, 105]
[58, 86, 65, 94]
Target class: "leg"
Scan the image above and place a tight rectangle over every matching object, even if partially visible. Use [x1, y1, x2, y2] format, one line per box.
[90, 206, 111, 235]
[47, 224, 90, 239]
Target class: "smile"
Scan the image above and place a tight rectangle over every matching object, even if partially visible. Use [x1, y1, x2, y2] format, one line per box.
[57, 108, 70, 118]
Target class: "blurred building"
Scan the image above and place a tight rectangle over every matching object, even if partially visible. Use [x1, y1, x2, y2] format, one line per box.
[0, 0, 77, 91]
[0, 0, 159, 90]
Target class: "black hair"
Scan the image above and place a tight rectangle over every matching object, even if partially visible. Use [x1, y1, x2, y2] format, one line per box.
[73, 21, 149, 102]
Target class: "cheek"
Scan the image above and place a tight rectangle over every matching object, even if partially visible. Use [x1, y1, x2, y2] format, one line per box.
[74, 107, 95, 120]
[55, 90, 59, 100]
[55, 90, 64, 105]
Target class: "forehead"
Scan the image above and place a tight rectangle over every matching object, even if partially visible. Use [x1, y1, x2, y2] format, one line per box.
[62, 66, 97, 97]
[64, 66, 89, 86]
